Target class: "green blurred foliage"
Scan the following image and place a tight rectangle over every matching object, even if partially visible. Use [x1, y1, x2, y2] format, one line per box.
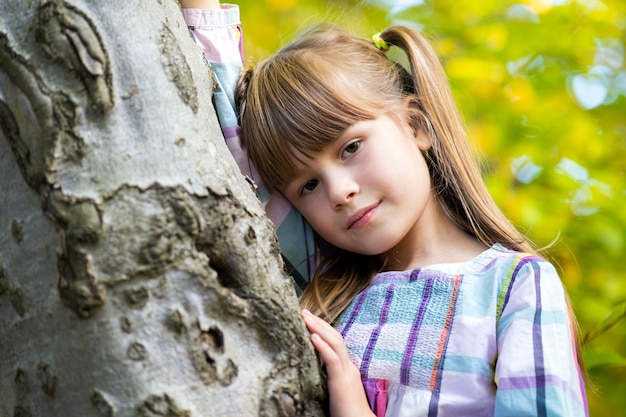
[234, 0, 626, 414]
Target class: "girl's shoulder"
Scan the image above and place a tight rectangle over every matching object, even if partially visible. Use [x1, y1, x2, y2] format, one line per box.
[468, 244, 561, 292]
[418, 243, 549, 276]
[370, 244, 560, 292]
[486, 243, 554, 272]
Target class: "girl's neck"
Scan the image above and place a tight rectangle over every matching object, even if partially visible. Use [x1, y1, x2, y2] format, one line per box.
[379, 206, 488, 272]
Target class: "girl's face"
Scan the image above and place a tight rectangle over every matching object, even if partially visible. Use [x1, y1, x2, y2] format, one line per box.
[281, 113, 437, 266]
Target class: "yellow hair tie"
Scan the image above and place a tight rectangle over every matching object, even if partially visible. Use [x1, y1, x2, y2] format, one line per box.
[372, 32, 390, 52]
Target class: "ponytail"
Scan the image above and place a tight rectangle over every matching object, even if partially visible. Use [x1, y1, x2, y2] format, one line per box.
[378, 26, 532, 253]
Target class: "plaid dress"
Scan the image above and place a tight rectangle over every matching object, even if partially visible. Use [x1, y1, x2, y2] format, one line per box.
[336, 244, 588, 417]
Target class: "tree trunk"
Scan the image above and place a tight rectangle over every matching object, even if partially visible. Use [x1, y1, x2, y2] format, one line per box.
[0, 1, 324, 416]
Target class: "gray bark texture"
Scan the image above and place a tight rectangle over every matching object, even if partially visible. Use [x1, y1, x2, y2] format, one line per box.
[0, 0, 325, 416]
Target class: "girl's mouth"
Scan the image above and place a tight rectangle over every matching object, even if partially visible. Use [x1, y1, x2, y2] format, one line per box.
[347, 202, 380, 230]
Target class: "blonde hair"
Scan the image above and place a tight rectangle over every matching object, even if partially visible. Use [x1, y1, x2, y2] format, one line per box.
[235, 23, 533, 323]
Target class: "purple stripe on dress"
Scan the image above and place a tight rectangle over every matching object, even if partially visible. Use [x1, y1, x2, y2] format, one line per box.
[409, 268, 421, 281]
[499, 374, 586, 408]
[237, 25, 244, 61]
[502, 256, 539, 316]
[339, 289, 369, 338]
[531, 260, 548, 417]
[222, 125, 239, 140]
[360, 285, 395, 377]
[400, 272, 434, 386]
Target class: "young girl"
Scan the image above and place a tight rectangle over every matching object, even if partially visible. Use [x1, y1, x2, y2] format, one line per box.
[182, 2, 588, 416]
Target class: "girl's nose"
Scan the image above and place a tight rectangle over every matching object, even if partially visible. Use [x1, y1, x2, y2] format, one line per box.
[328, 175, 359, 209]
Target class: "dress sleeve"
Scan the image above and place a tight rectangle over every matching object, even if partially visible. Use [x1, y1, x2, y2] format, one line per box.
[495, 257, 588, 416]
[182, 5, 315, 293]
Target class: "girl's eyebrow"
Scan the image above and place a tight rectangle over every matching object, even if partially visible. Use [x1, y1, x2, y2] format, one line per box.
[338, 124, 358, 139]
[337, 119, 370, 140]
[281, 163, 309, 193]
[281, 177, 305, 199]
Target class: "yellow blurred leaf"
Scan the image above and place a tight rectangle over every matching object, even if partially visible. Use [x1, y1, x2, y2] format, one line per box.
[264, 0, 296, 12]
[505, 78, 536, 111]
[446, 58, 504, 82]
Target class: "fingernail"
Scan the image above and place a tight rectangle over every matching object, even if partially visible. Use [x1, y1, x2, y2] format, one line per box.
[302, 309, 311, 316]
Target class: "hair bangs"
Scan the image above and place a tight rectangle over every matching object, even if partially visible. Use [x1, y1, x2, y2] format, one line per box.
[239, 24, 411, 193]
[247, 53, 382, 190]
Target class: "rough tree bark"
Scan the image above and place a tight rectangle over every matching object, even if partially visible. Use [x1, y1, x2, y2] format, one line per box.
[0, 0, 325, 416]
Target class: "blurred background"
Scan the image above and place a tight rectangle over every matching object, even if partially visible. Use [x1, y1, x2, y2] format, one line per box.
[232, 0, 625, 414]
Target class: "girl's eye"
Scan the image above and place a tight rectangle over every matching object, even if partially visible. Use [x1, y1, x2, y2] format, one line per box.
[301, 179, 319, 195]
[342, 141, 360, 159]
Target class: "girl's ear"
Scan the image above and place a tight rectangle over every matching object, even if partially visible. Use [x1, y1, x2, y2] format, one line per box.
[414, 128, 433, 152]
[405, 100, 433, 151]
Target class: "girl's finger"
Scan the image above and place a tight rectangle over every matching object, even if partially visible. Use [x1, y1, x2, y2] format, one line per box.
[310, 332, 342, 367]
[302, 310, 346, 351]
[302, 310, 352, 366]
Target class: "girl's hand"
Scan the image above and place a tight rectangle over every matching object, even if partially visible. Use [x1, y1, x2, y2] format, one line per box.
[179, 0, 221, 9]
[302, 310, 376, 417]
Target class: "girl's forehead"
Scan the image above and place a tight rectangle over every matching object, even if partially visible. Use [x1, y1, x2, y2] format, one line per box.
[286, 143, 321, 171]
[284, 120, 367, 168]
